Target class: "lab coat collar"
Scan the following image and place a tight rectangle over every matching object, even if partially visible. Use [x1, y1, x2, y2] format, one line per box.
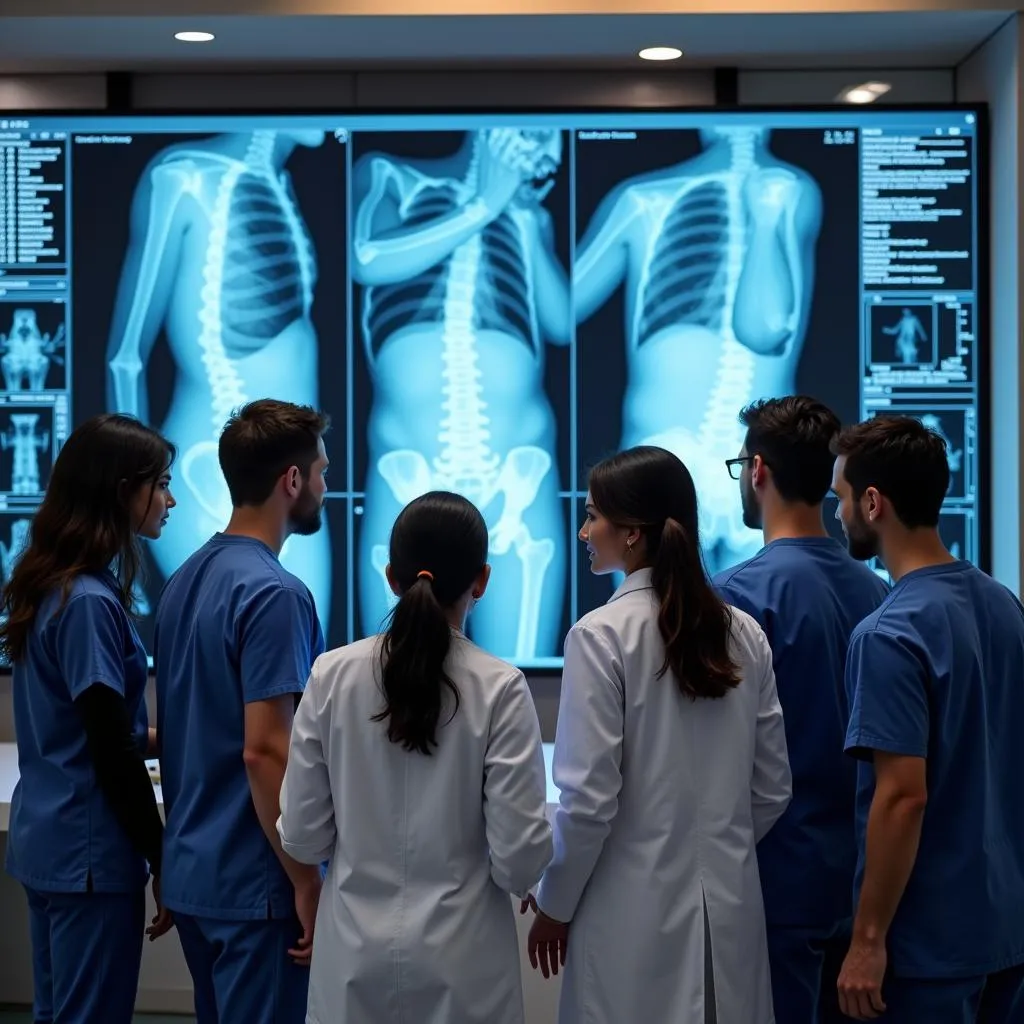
[607, 567, 654, 604]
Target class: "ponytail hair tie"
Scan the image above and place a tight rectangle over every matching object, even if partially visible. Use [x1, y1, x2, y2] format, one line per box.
[416, 570, 434, 581]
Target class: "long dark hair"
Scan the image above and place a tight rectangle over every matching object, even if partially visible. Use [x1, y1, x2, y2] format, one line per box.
[373, 491, 488, 755]
[589, 446, 741, 700]
[0, 414, 176, 663]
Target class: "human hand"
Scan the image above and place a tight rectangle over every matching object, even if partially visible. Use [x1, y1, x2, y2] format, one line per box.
[289, 876, 322, 965]
[146, 876, 175, 942]
[476, 129, 531, 215]
[527, 909, 569, 980]
[519, 892, 538, 916]
[837, 936, 887, 1019]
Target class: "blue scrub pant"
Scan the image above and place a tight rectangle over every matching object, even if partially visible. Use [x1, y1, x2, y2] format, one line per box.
[878, 962, 1024, 1023]
[174, 913, 310, 1024]
[766, 920, 850, 1024]
[24, 885, 145, 1024]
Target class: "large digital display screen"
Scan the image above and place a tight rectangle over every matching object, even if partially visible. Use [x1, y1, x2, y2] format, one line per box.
[0, 109, 985, 669]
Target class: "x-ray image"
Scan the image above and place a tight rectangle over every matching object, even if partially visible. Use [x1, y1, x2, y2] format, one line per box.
[573, 126, 856, 581]
[0, 513, 31, 583]
[349, 128, 573, 664]
[938, 511, 969, 562]
[0, 404, 54, 497]
[0, 302, 67, 393]
[71, 130, 350, 645]
[869, 302, 936, 368]
[0, 512, 32, 664]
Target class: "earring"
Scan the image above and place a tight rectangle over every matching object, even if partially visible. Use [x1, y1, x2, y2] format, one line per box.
[626, 539, 634, 553]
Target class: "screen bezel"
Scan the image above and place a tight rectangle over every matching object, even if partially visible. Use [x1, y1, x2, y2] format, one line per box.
[0, 102, 991, 680]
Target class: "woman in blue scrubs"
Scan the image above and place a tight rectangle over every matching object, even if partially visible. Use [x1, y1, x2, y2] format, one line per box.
[0, 413, 177, 1024]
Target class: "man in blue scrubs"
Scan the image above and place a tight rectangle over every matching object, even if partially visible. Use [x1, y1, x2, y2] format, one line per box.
[713, 396, 889, 1024]
[154, 399, 329, 1024]
[832, 415, 1024, 1023]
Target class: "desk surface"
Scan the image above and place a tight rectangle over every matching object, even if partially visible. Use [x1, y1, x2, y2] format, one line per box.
[0, 742, 559, 832]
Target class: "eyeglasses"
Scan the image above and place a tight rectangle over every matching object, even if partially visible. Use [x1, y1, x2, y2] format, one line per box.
[725, 457, 753, 480]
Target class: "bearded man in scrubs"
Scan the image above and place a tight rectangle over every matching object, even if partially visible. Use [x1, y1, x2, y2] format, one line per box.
[154, 399, 329, 1024]
[714, 395, 888, 1024]
[831, 414, 1024, 1023]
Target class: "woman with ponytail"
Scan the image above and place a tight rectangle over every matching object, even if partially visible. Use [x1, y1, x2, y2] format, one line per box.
[527, 446, 792, 1024]
[277, 490, 552, 1024]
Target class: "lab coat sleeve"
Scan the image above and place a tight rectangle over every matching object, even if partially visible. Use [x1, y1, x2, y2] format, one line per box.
[750, 628, 792, 843]
[277, 661, 337, 865]
[536, 623, 624, 923]
[483, 670, 553, 899]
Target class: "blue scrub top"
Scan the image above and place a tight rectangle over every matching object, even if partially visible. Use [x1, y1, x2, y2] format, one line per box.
[845, 561, 1024, 978]
[5, 571, 150, 893]
[714, 537, 889, 928]
[154, 533, 324, 921]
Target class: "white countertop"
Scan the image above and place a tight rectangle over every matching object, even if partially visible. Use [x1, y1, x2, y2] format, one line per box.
[0, 742, 559, 832]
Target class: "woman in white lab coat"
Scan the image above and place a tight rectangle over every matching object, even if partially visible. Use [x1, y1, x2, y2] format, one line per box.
[277, 490, 553, 1024]
[527, 445, 792, 1024]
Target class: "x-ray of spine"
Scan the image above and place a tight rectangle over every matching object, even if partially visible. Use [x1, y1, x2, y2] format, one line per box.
[0, 409, 51, 495]
[104, 130, 332, 623]
[575, 127, 823, 576]
[351, 129, 570, 662]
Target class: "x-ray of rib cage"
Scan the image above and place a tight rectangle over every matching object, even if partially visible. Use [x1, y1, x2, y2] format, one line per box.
[575, 126, 823, 576]
[105, 130, 332, 624]
[882, 308, 928, 365]
[0, 414, 49, 494]
[352, 128, 570, 662]
[0, 309, 65, 392]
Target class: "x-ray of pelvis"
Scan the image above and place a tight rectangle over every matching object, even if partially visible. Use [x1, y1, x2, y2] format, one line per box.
[0, 309, 65, 392]
[576, 127, 823, 576]
[105, 130, 332, 622]
[352, 129, 570, 662]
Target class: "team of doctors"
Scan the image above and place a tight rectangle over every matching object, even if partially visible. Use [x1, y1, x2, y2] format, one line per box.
[1, 394, 1023, 1024]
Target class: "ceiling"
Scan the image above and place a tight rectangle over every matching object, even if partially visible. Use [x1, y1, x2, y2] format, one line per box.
[0, 10, 1012, 72]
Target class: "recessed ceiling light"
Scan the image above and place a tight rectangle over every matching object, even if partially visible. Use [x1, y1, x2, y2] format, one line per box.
[639, 46, 683, 62]
[174, 30, 215, 43]
[837, 81, 891, 104]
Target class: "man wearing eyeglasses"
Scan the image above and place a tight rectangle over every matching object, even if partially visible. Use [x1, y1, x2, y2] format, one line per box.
[713, 395, 889, 1024]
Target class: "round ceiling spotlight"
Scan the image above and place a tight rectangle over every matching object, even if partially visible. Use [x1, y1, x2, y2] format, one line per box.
[838, 81, 892, 104]
[174, 31, 215, 43]
[638, 46, 683, 62]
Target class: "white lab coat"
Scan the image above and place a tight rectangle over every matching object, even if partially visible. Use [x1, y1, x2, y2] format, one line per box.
[536, 568, 791, 1024]
[277, 633, 553, 1024]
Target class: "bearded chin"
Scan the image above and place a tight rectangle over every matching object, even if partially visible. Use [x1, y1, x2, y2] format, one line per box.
[289, 487, 323, 537]
[740, 483, 761, 532]
[847, 529, 879, 562]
